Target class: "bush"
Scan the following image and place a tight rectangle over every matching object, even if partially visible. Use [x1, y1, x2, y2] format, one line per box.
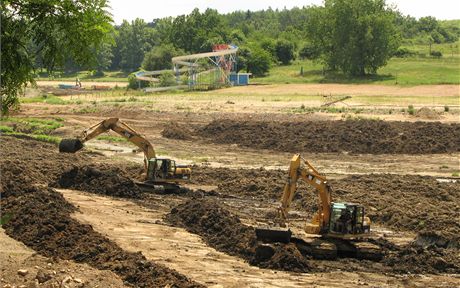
[393, 47, 416, 58]
[246, 45, 272, 76]
[299, 43, 320, 60]
[275, 39, 295, 65]
[408, 105, 415, 115]
[159, 71, 176, 87]
[444, 105, 449, 112]
[92, 70, 105, 77]
[142, 44, 183, 71]
[430, 50, 442, 58]
[128, 72, 150, 89]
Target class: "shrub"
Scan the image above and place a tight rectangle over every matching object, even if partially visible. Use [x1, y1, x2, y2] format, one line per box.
[246, 45, 272, 76]
[444, 105, 449, 112]
[299, 43, 320, 60]
[275, 39, 296, 65]
[393, 47, 415, 58]
[159, 71, 176, 87]
[408, 105, 415, 115]
[92, 70, 105, 77]
[142, 44, 183, 71]
[430, 50, 442, 58]
[128, 72, 149, 89]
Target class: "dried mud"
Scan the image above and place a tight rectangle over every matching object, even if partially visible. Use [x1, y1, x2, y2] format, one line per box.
[193, 119, 460, 154]
[0, 136, 201, 288]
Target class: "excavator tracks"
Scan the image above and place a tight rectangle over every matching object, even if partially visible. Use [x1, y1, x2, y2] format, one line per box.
[291, 237, 383, 261]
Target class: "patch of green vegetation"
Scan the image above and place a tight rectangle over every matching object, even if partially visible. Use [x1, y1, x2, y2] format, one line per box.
[0, 117, 63, 134]
[0, 125, 14, 133]
[452, 172, 459, 177]
[407, 105, 415, 115]
[439, 165, 449, 169]
[96, 135, 127, 142]
[21, 94, 68, 104]
[2, 131, 61, 144]
[74, 107, 99, 114]
[253, 56, 460, 85]
[0, 117, 62, 145]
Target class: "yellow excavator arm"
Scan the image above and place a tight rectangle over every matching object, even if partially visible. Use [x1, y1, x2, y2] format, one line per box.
[278, 154, 333, 233]
[59, 118, 155, 170]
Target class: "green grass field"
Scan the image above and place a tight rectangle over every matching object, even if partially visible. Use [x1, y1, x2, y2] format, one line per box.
[253, 56, 460, 85]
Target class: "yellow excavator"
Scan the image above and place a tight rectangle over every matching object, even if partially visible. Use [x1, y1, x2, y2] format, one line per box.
[59, 118, 191, 192]
[256, 154, 382, 260]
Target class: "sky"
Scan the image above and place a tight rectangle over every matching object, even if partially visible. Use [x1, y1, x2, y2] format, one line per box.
[108, 0, 460, 24]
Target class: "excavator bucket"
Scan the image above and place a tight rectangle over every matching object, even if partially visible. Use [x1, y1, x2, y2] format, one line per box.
[255, 227, 292, 243]
[59, 138, 83, 153]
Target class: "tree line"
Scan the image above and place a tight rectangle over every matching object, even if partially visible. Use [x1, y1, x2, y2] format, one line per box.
[60, 2, 459, 77]
[2, 0, 459, 114]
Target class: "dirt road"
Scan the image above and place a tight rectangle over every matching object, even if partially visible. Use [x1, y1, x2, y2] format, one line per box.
[61, 189, 458, 288]
[36, 80, 127, 88]
[216, 84, 460, 97]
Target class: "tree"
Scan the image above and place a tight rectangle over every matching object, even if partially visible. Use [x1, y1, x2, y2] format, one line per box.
[116, 19, 157, 72]
[1, 0, 113, 115]
[169, 8, 230, 53]
[307, 0, 400, 76]
[275, 39, 296, 65]
[245, 45, 272, 76]
[142, 44, 183, 71]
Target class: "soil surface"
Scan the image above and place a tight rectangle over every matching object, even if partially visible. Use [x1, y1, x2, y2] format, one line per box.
[166, 198, 311, 272]
[2, 87, 460, 287]
[54, 164, 142, 198]
[0, 228, 127, 287]
[164, 197, 459, 275]
[189, 166, 460, 246]
[0, 136, 201, 288]
[189, 119, 460, 154]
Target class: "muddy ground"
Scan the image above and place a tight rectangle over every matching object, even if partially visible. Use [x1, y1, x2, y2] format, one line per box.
[2, 135, 459, 281]
[0, 136, 201, 288]
[163, 119, 460, 154]
[189, 166, 460, 246]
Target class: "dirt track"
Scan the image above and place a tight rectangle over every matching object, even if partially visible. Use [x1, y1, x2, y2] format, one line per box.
[215, 84, 460, 97]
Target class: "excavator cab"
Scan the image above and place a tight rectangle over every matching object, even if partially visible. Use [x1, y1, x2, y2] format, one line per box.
[147, 158, 190, 183]
[328, 203, 370, 235]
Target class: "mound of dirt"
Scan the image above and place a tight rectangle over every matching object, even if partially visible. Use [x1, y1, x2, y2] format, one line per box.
[191, 166, 460, 246]
[416, 107, 441, 120]
[0, 136, 86, 198]
[195, 119, 460, 154]
[0, 136, 201, 287]
[330, 174, 460, 246]
[55, 165, 141, 198]
[161, 122, 194, 140]
[1, 187, 200, 288]
[165, 198, 311, 272]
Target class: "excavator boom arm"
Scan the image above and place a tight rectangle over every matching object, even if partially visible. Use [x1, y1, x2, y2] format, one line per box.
[278, 154, 332, 230]
[59, 118, 156, 170]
